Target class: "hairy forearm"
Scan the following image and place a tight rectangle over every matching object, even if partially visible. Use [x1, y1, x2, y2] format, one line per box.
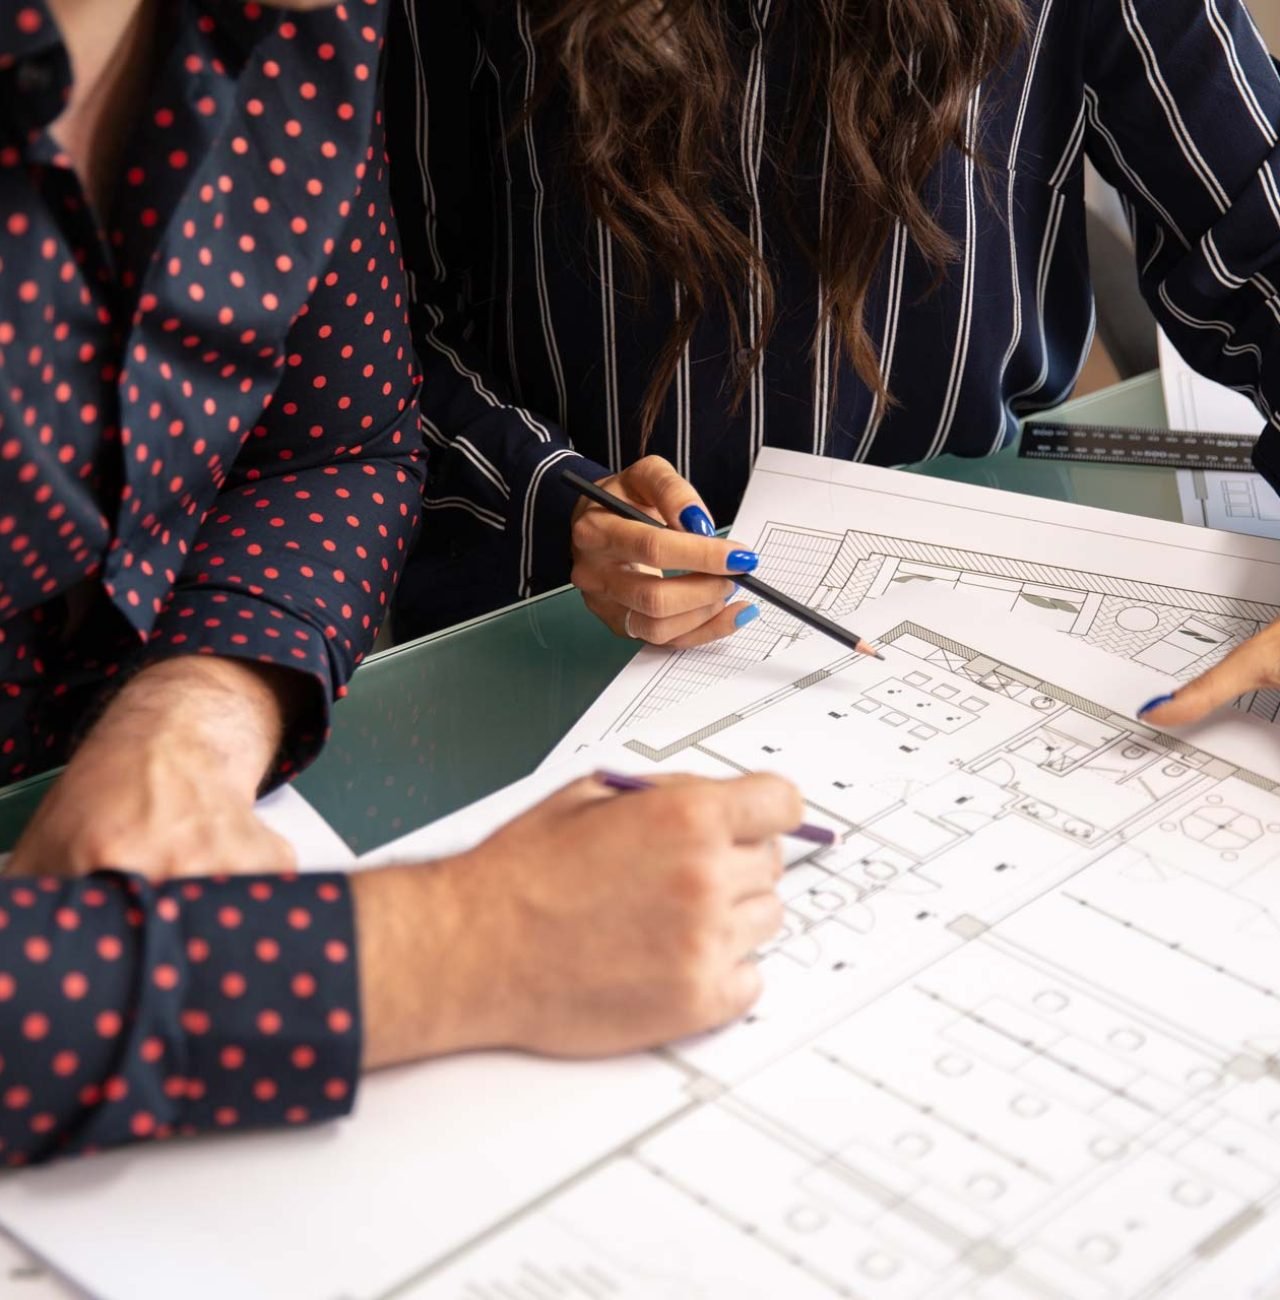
[350, 860, 494, 1071]
[86, 657, 301, 797]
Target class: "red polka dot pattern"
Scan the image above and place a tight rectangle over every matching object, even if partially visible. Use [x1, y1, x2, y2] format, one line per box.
[0, 871, 358, 1165]
[0, 0, 424, 785]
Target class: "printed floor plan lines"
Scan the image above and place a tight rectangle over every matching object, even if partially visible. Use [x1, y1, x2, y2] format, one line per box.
[552, 451, 1280, 760]
[400, 607, 1280, 1300]
[10, 598, 1280, 1300]
[590, 522, 1280, 739]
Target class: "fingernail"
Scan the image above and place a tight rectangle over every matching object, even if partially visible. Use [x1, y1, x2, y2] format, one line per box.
[1137, 693, 1176, 717]
[727, 550, 759, 574]
[679, 505, 716, 537]
[725, 583, 740, 604]
[735, 604, 760, 629]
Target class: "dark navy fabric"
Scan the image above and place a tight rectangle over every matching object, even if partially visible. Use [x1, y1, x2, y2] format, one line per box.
[387, 0, 1280, 636]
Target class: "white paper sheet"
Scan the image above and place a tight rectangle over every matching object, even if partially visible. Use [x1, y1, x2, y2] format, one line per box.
[363, 594, 1280, 1299]
[1159, 329, 1266, 438]
[552, 447, 1280, 760]
[1158, 329, 1280, 541]
[11, 593, 1280, 1299]
[255, 785, 355, 870]
[1177, 467, 1280, 538]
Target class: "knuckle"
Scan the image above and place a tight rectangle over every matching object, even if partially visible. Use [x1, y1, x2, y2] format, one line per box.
[571, 512, 605, 552]
[632, 530, 666, 570]
[569, 562, 602, 595]
[635, 582, 670, 619]
[664, 789, 721, 845]
[669, 857, 718, 908]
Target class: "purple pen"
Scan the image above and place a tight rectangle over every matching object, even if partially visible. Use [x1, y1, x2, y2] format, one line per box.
[596, 770, 838, 847]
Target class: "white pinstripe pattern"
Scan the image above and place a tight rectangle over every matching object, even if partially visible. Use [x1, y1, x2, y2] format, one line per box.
[739, 0, 773, 459]
[596, 219, 621, 473]
[1118, 0, 1280, 316]
[855, 221, 907, 462]
[928, 91, 982, 458]
[520, 447, 581, 596]
[516, 2, 569, 429]
[992, 0, 1057, 452]
[812, 105, 834, 456]
[482, 51, 523, 403]
[400, 0, 445, 283]
[390, 0, 1280, 614]
[423, 497, 505, 530]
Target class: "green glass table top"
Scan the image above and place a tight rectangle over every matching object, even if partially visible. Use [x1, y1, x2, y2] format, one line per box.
[0, 373, 1181, 853]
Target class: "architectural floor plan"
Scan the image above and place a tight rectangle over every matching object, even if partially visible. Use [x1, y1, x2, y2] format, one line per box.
[403, 601, 1280, 1299]
[553, 451, 1280, 757]
[6, 600, 1280, 1299]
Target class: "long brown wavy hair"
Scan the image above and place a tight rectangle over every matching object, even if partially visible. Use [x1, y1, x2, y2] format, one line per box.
[526, 0, 1028, 437]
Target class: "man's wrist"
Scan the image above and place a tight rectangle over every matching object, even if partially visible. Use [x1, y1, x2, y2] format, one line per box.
[83, 657, 301, 799]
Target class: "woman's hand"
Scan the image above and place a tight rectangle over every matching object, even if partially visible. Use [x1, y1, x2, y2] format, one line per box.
[9, 658, 298, 880]
[570, 456, 762, 648]
[1138, 621, 1280, 726]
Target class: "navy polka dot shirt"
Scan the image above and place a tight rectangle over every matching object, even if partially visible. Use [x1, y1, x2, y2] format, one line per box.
[0, 0, 423, 1161]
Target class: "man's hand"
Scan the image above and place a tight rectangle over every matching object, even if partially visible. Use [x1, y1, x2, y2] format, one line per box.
[9, 657, 300, 879]
[1137, 620, 1280, 728]
[571, 456, 762, 647]
[355, 771, 802, 1067]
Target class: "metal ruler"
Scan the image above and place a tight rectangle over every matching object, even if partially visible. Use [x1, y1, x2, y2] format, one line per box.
[1018, 420, 1258, 471]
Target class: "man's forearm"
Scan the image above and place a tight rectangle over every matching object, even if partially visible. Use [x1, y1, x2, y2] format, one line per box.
[88, 657, 304, 797]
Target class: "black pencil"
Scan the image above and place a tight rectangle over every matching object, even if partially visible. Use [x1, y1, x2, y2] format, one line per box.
[562, 468, 885, 661]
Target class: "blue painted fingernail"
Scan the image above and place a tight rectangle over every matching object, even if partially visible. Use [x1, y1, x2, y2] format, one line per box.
[727, 550, 759, 574]
[1138, 693, 1176, 716]
[725, 583, 740, 604]
[735, 604, 760, 629]
[679, 505, 716, 537]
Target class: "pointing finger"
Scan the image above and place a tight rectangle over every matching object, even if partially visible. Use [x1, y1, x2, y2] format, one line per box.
[1137, 623, 1280, 726]
[589, 511, 758, 576]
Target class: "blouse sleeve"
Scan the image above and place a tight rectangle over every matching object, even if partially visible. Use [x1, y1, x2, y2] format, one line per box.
[1084, 0, 1280, 479]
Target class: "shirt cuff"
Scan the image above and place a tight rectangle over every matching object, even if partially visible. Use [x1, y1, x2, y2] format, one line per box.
[0, 871, 360, 1165]
[143, 587, 333, 782]
[510, 448, 612, 599]
[146, 870, 361, 1142]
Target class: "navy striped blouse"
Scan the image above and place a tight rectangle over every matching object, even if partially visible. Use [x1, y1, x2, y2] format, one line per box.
[387, 0, 1280, 635]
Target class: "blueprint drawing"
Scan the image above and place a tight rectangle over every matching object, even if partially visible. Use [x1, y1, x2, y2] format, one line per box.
[553, 452, 1280, 757]
[403, 602, 1280, 1300]
[8, 601, 1280, 1299]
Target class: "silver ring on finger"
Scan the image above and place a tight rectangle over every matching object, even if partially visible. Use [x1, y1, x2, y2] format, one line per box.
[623, 608, 640, 641]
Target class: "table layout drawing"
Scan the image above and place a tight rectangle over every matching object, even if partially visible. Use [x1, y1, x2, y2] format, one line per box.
[402, 604, 1280, 1300]
[552, 451, 1280, 759]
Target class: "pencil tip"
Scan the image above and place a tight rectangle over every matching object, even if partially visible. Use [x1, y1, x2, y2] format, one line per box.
[873, 650, 886, 661]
